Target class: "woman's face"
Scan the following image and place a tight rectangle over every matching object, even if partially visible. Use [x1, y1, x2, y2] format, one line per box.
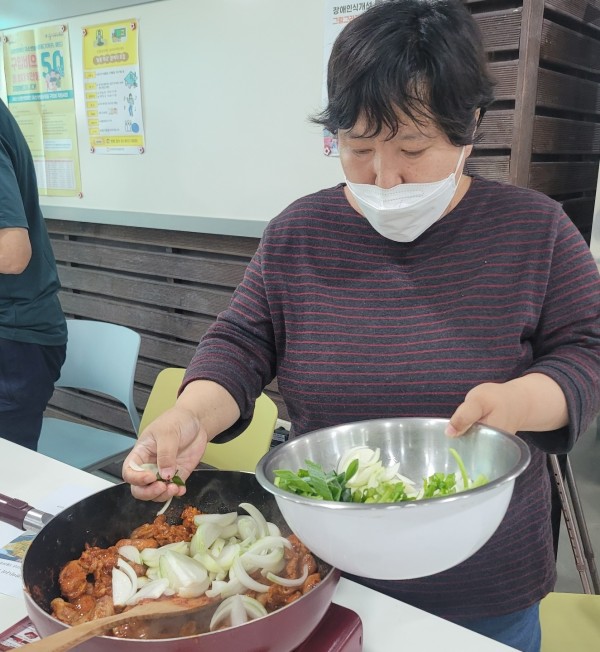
[338, 113, 473, 188]
[337, 111, 474, 217]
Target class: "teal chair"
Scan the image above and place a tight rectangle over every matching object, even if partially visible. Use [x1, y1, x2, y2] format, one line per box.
[38, 319, 141, 472]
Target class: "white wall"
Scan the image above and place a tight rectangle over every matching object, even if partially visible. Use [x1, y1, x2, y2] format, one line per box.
[0, 0, 342, 232]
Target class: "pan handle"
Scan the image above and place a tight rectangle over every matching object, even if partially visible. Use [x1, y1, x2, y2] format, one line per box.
[0, 494, 52, 532]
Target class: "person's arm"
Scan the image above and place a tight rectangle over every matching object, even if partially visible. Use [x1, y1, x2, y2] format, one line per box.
[449, 209, 600, 445]
[446, 373, 568, 437]
[122, 379, 240, 501]
[0, 227, 31, 274]
[124, 237, 279, 501]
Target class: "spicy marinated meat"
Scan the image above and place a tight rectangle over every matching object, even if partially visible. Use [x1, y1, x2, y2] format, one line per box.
[51, 595, 115, 627]
[51, 506, 322, 639]
[128, 506, 199, 545]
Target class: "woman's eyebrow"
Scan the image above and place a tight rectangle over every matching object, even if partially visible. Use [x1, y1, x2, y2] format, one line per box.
[345, 129, 427, 141]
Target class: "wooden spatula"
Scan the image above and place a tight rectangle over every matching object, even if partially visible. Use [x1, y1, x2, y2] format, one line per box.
[23, 598, 220, 652]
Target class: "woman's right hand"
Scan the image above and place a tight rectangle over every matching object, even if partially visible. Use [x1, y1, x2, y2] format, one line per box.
[122, 405, 208, 501]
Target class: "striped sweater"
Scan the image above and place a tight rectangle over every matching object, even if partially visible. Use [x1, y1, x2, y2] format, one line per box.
[185, 176, 600, 619]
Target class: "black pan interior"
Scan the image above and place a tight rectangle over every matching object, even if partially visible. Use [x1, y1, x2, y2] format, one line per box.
[22, 470, 327, 613]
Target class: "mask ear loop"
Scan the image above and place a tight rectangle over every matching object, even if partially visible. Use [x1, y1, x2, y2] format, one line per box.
[453, 146, 466, 179]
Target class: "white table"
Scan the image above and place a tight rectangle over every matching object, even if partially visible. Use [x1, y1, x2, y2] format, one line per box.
[0, 439, 515, 651]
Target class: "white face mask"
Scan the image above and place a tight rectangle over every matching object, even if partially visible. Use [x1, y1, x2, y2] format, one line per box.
[345, 147, 466, 242]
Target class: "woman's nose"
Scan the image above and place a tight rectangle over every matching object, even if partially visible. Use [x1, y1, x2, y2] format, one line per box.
[373, 152, 405, 188]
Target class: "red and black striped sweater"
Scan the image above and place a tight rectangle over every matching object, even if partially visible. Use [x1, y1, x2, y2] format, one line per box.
[185, 176, 600, 620]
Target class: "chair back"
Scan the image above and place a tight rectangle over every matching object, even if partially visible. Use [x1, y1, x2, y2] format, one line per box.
[58, 319, 141, 431]
[540, 592, 600, 651]
[140, 368, 278, 472]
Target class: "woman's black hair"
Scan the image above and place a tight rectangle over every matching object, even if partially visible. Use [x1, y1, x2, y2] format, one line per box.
[312, 0, 495, 145]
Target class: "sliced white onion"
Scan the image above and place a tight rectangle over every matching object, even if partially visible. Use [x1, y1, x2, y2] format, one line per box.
[245, 536, 292, 555]
[240, 595, 268, 619]
[232, 556, 270, 593]
[112, 567, 135, 606]
[193, 552, 223, 574]
[118, 545, 142, 565]
[213, 543, 240, 570]
[111, 498, 302, 621]
[125, 578, 169, 606]
[159, 550, 208, 591]
[260, 558, 286, 576]
[236, 515, 258, 542]
[140, 540, 189, 567]
[239, 503, 268, 539]
[177, 577, 211, 598]
[346, 464, 380, 488]
[266, 564, 309, 588]
[230, 594, 248, 627]
[156, 496, 173, 516]
[210, 577, 245, 599]
[337, 446, 380, 474]
[146, 567, 160, 581]
[209, 537, 226, 558]
[209, 594, 268, 632]
[190, 521, 222, 556]
[117, 558, 139, 591]
[193, 512, 238, 527]
[396, 472, 417, 486]
[267, 522, 281, 537]
[241, 547, 284, 573]
[205, 579, 228, 598]
[220, 523, 240, 539]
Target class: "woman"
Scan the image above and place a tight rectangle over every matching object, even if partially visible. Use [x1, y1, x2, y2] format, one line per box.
[124, 2, 600, 650]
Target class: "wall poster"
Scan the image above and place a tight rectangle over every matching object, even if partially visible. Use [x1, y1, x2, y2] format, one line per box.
[82, 19, 145, 155]
[322, 2, 377, 157]
[1, 24, 82, 196]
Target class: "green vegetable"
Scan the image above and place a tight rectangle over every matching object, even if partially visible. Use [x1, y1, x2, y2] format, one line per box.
[449, 447, 470, 490]
[274, 462, 349, 501]
[129, 461, 185, 487]
[274, 460, 412, 504]
[274, 446, 489, 504]
[153, 470, 185, 486]
[421, 472, 457, 498]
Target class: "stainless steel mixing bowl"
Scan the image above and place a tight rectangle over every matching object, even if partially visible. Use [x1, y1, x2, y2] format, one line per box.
[255, 418, 531, 579]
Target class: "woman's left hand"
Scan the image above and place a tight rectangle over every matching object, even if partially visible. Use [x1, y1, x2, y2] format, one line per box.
[446, 373, 568, 437]
[446, 381, 527, 437]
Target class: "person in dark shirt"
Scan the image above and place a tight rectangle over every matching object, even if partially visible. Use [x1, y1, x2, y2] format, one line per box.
[123, 3, 600, 651]
[0, 98, 67, 450]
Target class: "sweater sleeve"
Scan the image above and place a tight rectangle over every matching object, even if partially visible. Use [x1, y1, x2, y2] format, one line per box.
[182, 241, 277, 422]
[0, 139, 28, 229]
[522, 208, 600, 454]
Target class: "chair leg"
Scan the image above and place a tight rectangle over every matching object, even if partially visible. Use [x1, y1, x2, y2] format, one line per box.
[549, 454, 600, 594]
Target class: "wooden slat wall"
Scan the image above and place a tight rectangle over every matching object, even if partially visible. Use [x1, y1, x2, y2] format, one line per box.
[465, 0, 600, 240]
[545, 0, 600, 25]
[541, 19, 600, 74]
[45, 220, 288, 438]
[536, 68, 600, 114]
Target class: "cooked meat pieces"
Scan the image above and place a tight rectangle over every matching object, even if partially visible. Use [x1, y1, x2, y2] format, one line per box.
[51, 506, 322, 638]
